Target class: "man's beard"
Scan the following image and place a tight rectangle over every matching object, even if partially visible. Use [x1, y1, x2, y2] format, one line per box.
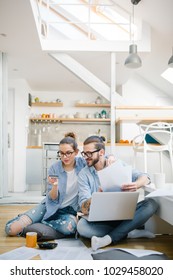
[86, 154, 99, 167]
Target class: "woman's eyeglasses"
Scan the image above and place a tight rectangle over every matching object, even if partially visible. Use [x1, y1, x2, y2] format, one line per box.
[57, 151, 75, 158]
[81, 149, 100, 158]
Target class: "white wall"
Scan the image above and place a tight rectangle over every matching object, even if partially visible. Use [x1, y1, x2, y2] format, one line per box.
[116, 73, 173, 141]
[122, 73, 173, 105]
[9, 79, 31, 192]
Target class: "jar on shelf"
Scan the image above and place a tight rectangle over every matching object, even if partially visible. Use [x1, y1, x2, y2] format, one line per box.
[94, 112, 100, 118]
[101, 110, 107, 119]
[95, 96, 103, 104]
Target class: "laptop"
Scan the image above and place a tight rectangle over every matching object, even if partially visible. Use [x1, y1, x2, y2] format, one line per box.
[82, 191, 139, 222]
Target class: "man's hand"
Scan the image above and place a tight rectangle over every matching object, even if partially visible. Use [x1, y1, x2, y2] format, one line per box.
[122, 175, 150, 192]
[81, 198, 91, 215]
[107, 155, 116, 166]
[121, 182, 139, 192]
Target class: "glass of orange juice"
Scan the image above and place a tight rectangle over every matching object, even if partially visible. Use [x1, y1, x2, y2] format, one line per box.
[26, 232, 37, 248]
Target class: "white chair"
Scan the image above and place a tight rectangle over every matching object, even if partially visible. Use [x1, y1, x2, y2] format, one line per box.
[132, 122, 173, 176]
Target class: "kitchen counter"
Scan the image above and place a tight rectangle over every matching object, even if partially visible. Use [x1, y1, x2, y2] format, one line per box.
[26, 143, 133, 149]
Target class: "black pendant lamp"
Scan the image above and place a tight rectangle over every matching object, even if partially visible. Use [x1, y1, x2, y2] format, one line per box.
[168, 48, 173, 68]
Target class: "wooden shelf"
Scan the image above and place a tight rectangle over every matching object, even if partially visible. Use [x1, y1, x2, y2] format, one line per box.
[32, 102, 63, 107]
[75, 103, 110, 108]
[115, 106, 173, 110]
[116, 117, 173, 124]
[30, 117, 110, 123]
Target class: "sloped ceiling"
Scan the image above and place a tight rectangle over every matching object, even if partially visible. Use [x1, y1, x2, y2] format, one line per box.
[0, 0, 173, 97]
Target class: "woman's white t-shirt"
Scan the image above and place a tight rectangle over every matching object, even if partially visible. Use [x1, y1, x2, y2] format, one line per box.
[60, 169, 78, 211]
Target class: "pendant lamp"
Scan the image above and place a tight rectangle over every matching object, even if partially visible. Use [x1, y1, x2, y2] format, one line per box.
[124, 2, 142, 68]
[168, 48, 173, 68]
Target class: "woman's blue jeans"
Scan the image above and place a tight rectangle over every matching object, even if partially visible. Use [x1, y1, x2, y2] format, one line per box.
[5, 203, 46, 235]
[42, 214, 77, 235]
[77, 198, 158, 243]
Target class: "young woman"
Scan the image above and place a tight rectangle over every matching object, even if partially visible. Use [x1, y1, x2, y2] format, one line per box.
[5, 132, 86, 237]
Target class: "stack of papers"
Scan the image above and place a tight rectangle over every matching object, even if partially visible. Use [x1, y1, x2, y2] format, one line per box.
[97, 160, 132, 191]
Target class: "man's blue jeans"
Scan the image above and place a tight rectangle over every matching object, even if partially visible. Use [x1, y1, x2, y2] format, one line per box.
[77, 198, 158, 243]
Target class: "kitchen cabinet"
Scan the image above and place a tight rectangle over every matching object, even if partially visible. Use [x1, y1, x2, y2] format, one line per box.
[26, 148, 42, 189]
[42, 142, 59, 195]
[26, 144, 60, 195]
[115, 106, 173, 142]
[115, 106, 173, 124]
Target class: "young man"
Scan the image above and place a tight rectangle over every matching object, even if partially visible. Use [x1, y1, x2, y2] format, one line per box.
[77, 135, 158, 251]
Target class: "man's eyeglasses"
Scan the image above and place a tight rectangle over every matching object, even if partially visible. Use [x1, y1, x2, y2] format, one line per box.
[57, 151, 75, 158]
[81, 149, 100, 158]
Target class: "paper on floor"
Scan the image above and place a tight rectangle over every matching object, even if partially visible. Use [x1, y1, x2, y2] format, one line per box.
[0, 239, 92, 260]
[93, 247, 163, 258]
[0, 246, 38, 260]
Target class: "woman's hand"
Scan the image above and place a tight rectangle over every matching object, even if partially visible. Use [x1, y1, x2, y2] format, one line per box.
[48, 176, 59, 200]
[48, 176, 58, 186]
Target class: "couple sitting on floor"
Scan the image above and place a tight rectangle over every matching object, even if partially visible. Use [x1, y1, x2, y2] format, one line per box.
[5, 132, 158, 251]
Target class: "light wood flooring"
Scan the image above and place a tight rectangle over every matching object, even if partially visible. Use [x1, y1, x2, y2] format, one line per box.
[0, 204, 173, 259]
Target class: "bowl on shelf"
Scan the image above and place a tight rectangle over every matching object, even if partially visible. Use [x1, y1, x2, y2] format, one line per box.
[77, 100, 85, 104]
[87, 113, 93, 119]
[59, 114, 66, 118]
[67, 114, 74, 118]
[74, 112, 86, 118]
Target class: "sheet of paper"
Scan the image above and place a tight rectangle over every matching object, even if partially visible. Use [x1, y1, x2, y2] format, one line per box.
[0, 246, 38, 260]
[39, 239, 92, 260]
[93, 247, 163, 257]
[146, 188, 173, 198]
[56, 238, 86, 247]
[39, 246, 92, 260]
[97, 160, 132, 191]
[117, 248, 163, 257]
[0, 239, 93, 260]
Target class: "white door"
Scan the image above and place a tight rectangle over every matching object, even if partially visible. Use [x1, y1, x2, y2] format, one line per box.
[7, 89, 14, 192]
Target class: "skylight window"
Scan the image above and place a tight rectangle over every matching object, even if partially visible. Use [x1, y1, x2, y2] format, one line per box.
[35, 0, 135, 41]
[161, 68, 173, 85]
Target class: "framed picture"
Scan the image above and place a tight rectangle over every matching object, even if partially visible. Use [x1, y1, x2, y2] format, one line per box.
[28, 93, 32, 107]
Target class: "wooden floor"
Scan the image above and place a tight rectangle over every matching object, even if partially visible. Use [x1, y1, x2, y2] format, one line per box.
[0, 204, 173, 259]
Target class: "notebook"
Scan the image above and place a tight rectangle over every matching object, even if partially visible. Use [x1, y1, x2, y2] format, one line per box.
[82, 191, 139, 222]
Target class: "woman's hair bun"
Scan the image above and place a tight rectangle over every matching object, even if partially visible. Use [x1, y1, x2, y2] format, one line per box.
[64, 132, 76, 140]
[100, 136, 106, 142]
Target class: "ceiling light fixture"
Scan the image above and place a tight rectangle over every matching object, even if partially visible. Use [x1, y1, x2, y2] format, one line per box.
[168, 47, 173, 68]
[124, 1, 142, 69]
[131, 0, 141, 5]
